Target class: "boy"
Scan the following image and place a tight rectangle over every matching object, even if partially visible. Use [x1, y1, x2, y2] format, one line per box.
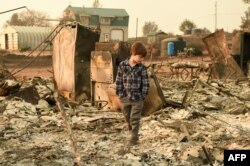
[115, 41, 149, 146]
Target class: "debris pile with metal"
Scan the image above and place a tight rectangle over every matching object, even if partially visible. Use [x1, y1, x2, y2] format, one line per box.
[1, 26, 250, 165]
[0, 76, 250, 165]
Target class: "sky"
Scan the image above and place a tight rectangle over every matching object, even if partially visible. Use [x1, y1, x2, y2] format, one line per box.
[0, 0, 248, 37]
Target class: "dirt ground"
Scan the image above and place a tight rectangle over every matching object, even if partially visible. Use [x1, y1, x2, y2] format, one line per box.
[1, 53, 211, 79]
[1, 54, 53, 79]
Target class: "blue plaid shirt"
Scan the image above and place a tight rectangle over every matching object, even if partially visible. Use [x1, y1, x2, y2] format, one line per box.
[115, 59, 149, 101]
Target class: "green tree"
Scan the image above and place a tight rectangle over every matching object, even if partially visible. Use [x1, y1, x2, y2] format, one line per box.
[142, 21, 158, 36]
[6, 9, 51, 27]
[179, 19, 197, 32]
[241, 7, 250, 31]
[92, 0, 102, 8]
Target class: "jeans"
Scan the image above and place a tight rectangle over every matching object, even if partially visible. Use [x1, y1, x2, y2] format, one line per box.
[120, 98, 144, 141]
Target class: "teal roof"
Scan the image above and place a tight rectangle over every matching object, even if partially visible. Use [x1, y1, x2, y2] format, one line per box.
[66, 6, 129, 17]
[65, 6, 85, 15]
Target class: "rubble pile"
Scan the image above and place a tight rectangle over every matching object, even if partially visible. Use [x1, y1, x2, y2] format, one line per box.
[0, 76, 250, 166]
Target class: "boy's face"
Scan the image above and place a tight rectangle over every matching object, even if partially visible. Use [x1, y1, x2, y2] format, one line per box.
[132, 54, 145, 64]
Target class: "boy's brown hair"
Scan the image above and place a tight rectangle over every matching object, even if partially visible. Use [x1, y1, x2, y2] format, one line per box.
[130, 42, 147, 57]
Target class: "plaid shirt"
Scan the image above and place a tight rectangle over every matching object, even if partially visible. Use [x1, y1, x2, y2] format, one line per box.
[115, 59, 149, 101]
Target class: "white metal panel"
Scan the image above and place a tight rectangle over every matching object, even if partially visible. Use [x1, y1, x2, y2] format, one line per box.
[0, 34, 5, 49]
[1, 26, 16, 50]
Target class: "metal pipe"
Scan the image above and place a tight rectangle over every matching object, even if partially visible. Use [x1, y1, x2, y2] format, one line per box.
[0, 6, 26, 14]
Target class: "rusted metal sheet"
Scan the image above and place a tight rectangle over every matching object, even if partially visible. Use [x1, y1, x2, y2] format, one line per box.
[202, 29, 245, 79]
[53, 23, 99, 100]
[91, 51, 114, 83]
[142, 71, 166, 116]
[90, 51, 114, 109]
[231, 31, 242, 56]
[106, 85, 122, 110]
[95, 42, 116, 53]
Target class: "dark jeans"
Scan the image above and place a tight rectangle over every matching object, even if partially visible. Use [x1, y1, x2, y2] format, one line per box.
[120, 98, 144, 141]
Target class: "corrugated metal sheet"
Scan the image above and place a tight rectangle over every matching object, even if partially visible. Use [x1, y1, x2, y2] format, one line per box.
[1, 25, 52, 51]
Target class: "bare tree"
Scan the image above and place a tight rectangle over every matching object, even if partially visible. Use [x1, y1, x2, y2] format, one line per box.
[92, 0, 102, 8]
[142, 21, 158, 36]
[6, 9, 51, 27]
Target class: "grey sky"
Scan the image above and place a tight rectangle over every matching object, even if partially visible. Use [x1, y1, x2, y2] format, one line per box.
[0, 0, 248, 37]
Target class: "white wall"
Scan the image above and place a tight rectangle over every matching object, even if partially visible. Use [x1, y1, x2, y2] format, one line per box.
[0, 33, 5, 49]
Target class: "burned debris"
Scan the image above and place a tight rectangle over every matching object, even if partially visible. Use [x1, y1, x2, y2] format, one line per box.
[0, 26, 250, 166]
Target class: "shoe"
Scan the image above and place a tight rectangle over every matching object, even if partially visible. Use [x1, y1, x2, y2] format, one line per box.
[127, 139, 139, 147]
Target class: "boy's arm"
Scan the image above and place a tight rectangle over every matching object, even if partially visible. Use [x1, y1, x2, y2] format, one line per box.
[115, 65, 124, 98]
[141, 67, 150, 99]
